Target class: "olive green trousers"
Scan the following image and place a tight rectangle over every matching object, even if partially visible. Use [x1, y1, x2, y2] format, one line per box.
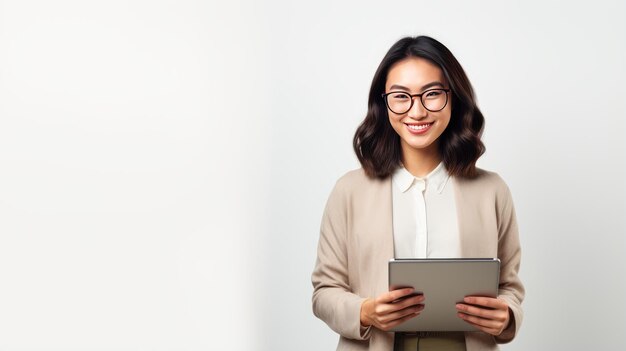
[393, 332, 466, 351]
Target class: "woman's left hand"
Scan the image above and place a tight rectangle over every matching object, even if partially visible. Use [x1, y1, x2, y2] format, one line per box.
[455, 296, 510, 336]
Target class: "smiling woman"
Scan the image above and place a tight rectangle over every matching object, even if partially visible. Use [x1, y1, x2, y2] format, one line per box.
[311, 36, 524, 351]
[352, 37, 486, 181]
[383, 57, 452, 169]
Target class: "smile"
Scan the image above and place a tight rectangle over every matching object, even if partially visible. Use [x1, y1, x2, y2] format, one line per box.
[405, 122, 434, 134]
[406, 123, 433, 131]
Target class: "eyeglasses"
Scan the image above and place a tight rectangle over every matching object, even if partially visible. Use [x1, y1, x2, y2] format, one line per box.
[381, 88, 451, 114]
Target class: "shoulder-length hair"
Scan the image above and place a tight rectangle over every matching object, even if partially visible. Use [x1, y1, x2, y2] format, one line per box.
[353, 36, 485, 179]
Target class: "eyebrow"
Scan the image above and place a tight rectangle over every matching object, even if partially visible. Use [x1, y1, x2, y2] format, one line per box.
[388, 81, 446, 92]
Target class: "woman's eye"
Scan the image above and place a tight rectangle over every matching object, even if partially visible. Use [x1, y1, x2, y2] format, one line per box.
[392, 94, 410, 100]
[425, 90, 442, 97]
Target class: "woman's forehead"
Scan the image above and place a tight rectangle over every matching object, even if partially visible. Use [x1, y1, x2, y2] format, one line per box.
[386, 57, 446, 91]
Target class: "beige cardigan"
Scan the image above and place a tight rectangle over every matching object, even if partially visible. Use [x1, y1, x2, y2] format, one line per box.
[311, 168, 524, 351]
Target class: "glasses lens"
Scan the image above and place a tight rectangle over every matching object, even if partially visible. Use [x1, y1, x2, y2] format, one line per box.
[422, 89, 448, 112]
[387, 92, 412, 114]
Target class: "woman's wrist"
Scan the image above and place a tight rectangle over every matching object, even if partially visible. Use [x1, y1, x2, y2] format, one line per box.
[360, 298, 372, 327]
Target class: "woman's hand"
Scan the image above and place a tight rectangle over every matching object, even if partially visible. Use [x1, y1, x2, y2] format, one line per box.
[360, 288, 424, 331]
[455, 296, 511, 336]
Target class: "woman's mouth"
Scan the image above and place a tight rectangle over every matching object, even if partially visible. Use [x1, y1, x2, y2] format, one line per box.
[405, 122, 433, 134]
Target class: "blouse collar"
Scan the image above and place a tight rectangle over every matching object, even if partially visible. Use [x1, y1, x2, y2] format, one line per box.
[392, 161, 450, 194]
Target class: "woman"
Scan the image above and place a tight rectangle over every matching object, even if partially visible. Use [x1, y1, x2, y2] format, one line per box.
[311, 36, 524, 351]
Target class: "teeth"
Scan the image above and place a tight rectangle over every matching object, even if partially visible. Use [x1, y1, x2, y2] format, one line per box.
[407, 123, 432, 131]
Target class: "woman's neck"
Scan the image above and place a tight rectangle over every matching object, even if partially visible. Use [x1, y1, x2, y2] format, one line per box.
[401, 143, 442, 178]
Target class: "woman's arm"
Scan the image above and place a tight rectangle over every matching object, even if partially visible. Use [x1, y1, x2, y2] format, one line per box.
[493, 180, 524, 343]
[311, 180, 370, 340]
[312, 179, 425, 339]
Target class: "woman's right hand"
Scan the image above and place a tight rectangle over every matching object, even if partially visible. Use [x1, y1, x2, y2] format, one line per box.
[360, 288, 425, 331]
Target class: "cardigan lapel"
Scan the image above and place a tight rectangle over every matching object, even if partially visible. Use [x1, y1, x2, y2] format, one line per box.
[452, 176, 496, 258]
[383, 176, 395, 259]
[452, 176, 476, 257]
[367, 176, 395, 298]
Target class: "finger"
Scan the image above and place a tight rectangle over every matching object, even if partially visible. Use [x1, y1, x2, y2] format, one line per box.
[379, 304, 424, 324]
[457, 316, 501, 336]
[380, 288, 416, 304]
[457, 312, 502, 330]
[375, 297, 424, 319]
[394, 294, 425, 310]
[455, 303, 507, 321]
[379, 308, 422, 332]
[376, 294, 424, 316]
[463, 296, 508, 310]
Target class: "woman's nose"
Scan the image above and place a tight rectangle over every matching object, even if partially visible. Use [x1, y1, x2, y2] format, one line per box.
[407, 97, 427, 119]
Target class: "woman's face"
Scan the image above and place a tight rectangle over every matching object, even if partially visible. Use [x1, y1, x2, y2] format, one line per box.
[384, 57, 451, 158]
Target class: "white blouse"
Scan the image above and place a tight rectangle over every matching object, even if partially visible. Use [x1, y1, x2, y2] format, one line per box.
[391, 162, 461, 258]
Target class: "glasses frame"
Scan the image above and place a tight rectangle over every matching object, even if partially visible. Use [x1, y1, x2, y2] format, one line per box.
[381, 88, 451, 114]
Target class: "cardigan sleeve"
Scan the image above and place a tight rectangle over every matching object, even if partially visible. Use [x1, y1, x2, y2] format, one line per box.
[494, 179, 525, 344]
[311, 179, 371, 341]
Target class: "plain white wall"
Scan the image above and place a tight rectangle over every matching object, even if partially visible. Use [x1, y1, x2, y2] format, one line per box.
[0, 0, 272, 349]
[0, 1, 624, 350]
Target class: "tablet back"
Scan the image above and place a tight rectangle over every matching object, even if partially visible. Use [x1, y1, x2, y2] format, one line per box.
[388, 258, 500, 332]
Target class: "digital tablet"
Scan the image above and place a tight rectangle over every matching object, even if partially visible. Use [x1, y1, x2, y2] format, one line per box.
[388, 258, 500, 332]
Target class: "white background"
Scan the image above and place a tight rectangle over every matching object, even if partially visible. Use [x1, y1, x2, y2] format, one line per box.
[0, 1, 624, 350]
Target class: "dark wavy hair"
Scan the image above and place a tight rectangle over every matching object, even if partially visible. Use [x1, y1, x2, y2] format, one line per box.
[353, 36, 485, 179]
